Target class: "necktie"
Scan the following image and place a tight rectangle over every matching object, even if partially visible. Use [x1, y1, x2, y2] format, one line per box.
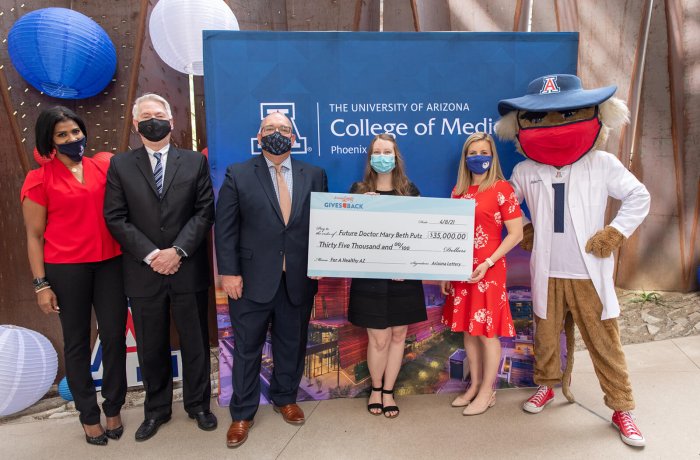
[153, 152, 163, 196]
[274, 164, 292, 225]
[274, 164, 291, 271]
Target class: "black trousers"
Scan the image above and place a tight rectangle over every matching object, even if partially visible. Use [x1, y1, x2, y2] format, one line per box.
[129, 285, 211, 420]
[228, 274, 313, 421]
[45, 256, 127, 425]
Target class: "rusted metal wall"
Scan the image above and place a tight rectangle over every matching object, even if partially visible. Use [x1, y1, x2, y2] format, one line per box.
[447, 0, 517, 31]
[413, 0, 450, 31]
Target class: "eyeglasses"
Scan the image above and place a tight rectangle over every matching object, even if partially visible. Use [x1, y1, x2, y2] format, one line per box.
[261, 125, 293, 136]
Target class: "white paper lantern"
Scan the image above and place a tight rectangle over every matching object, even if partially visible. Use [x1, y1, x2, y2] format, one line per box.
[149, 0, 239, 75]
[0, 325, 58, 416]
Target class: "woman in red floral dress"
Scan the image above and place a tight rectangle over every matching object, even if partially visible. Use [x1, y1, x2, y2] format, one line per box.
[441, 132, 523, 415]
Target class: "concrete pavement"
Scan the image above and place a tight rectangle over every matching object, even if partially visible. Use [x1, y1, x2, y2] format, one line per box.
[1, 335, 699, 459]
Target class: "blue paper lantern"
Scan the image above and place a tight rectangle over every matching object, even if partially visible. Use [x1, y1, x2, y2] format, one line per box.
[7, 7, 117, 99]
[58, 376, 73, 401]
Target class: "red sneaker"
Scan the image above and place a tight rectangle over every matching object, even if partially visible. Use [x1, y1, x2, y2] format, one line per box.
[612, 411, 646, 447]
[522, 385, 554, 414]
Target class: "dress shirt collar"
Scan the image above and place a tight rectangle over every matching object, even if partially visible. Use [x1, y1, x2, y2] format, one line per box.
[264, 155, 292, 172]
[145, 144, 170, 158]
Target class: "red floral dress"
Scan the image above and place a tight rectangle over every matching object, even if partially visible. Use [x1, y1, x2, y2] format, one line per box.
[442, 180, 521, 337]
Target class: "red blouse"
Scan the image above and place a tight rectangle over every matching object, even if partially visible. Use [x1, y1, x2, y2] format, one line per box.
[20, 153, 121, 264]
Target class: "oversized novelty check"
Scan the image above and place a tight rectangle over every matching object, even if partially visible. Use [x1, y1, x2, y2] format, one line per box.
[308, 192, 474, 280]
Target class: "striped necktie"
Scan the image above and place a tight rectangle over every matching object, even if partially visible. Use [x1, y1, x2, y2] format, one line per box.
[153, 151, 163, 196]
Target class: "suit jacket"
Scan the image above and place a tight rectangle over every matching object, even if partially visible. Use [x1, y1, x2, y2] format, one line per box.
[104, 146, 215, 297]
[215, 155, 328, 306]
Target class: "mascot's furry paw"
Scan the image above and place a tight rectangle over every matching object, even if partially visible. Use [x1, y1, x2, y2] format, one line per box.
[585, 225, 625, 258]
[520, 223, 534, 252]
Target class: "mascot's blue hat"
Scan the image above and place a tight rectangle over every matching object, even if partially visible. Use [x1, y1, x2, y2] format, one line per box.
[497, 74, 616, 115]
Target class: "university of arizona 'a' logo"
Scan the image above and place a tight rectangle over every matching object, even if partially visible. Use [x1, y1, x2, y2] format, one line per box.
[91, 307, 182, 389]
[540, 76, 560, 94]
[251, 102, 308, 155]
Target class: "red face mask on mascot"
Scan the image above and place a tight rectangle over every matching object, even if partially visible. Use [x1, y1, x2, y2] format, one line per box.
[516, 108, 602, 167]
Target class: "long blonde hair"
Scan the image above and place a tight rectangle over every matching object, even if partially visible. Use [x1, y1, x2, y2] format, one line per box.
[354, 134, 412, 196]
[454, 132, 505, 195]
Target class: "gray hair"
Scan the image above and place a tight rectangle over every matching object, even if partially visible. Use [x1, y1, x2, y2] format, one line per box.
[132, 93, 172, 119]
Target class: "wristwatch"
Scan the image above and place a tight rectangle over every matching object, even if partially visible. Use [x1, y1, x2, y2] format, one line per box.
[173, 246, 187, 258]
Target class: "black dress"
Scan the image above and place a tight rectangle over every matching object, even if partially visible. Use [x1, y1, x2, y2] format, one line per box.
[347, 182, 428, 329]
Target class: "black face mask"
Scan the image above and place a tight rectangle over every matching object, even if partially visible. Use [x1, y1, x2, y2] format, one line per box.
[57, 137, 87, 162]
[260, 131, 292, 156]
[137, 118, 172, 142]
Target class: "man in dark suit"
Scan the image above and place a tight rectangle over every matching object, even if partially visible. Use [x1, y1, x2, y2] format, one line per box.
[215, 111, 328, 448]
[104, 93, 216, 441]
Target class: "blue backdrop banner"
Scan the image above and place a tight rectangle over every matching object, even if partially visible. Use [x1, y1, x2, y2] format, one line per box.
[203, 31, 577, 197]
[203, 31, 577, 406]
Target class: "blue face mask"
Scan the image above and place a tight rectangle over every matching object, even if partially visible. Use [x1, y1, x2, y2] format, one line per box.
[465, 155, 492, 174]
[57, 137, 87, 162]
[370, 154, 395, 173]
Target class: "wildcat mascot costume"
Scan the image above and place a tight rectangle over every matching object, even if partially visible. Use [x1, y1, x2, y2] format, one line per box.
[496, 74, 650, 447]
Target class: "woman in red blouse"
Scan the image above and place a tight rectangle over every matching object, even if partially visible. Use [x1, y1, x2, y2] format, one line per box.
[21, 107, 127, 446]
[441, 132, 523, 416]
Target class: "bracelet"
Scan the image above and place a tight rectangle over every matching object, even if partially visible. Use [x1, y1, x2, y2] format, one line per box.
[34, 282, 50, 292]
[34, 284, 51, 293]
[485, 257, 495, 268]
[32, 276, 48, 288]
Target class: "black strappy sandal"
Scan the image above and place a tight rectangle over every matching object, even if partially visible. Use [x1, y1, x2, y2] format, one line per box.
[382, 388, 399, 418]
[367, 386, 383, 415]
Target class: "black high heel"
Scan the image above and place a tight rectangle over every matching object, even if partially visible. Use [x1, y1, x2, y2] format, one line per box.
[382, 388, 399, 419]
[83, 425, 108, 446]
[105, 425, 124, 440]
[367, 386, 383, 415]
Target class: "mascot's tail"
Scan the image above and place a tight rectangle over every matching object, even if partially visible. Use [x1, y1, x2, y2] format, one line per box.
[562, 312, 576, 403]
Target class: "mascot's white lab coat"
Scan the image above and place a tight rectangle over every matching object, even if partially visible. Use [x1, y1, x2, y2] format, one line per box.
[510, 150, 650, 320]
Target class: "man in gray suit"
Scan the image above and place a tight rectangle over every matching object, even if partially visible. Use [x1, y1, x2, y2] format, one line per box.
[215, 111, 327, 448]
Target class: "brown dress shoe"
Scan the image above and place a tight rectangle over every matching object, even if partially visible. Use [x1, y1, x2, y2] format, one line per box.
[226, 420, 254, 448]
[273, 403, 305, 425]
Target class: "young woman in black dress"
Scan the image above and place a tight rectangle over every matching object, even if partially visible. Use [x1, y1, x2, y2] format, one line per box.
[348, 134, 427, 418]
